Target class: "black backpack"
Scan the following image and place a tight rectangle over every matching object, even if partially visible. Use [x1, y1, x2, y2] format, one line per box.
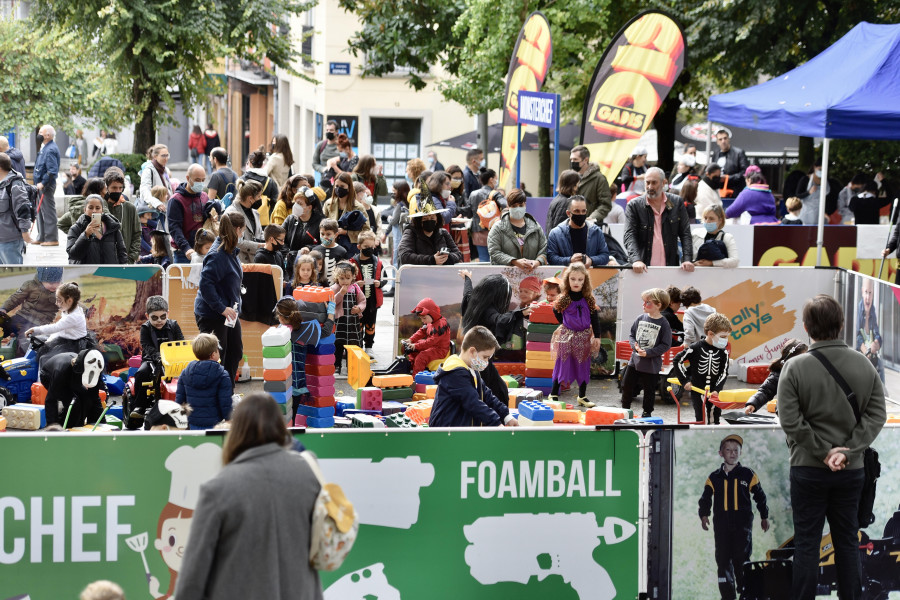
[4, 174, 38, 222]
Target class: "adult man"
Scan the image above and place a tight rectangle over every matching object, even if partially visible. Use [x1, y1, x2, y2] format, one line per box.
[623, 167, 694, 273]
[32, 125, 60, 246]
[778, 294, 885, 600]
[462, 148, 484, 198]
[103, 167, 141, 263]
[570, 145, 612, 221]
[710, 130, 749, 194]
[0, 136, 25, 177]
[168, 165, 212, 263]
[426, 151, 445, 173]
[696, 164, 724, 216]
[547, 196, 610, 266]
[206, 147, 238, 201]
[0, 152, 33, 263]
[312, 120, 340, 178]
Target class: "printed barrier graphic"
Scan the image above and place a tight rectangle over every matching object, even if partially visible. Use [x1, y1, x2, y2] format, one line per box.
[0, 429, 641, 599]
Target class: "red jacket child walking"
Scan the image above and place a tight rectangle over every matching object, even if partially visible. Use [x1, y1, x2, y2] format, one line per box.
[403, 298, 451, 374]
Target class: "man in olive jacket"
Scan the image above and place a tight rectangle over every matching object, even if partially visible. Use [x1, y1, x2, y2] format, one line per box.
[778, 294, 886, 600]
[570, 144, 612, 222]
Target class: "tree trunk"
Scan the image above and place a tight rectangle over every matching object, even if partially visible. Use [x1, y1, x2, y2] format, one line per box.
[127, 272, 163, 321]
[653, 95, 680, 176]
[797, 136, 815, 172]
[132, 82, 157, 157]
[538, 127, 551, 196]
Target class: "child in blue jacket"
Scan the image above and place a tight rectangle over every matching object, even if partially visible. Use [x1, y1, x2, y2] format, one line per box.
[430, 326, 519, 428]
[176, 333, 233, 429]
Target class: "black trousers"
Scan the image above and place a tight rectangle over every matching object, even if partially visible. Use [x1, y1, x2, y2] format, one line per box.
[133, 361, 157, 410]
[790, 466, 865, 600]
[621, 365, 658, 414]
[361, 301, 378, 348]
[196, 315, 242, 393]
[714, 524, 752, 600]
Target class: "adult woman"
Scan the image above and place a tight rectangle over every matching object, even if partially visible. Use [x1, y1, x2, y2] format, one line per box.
[619, 146, 648, 194]
[139, 144, 172, 216]
[58, 177, 106, 234]
[426, 171, 457, 227]
[266, 134, 294, 188]
[445, 164, 471, 261]
[195, 212, 244, 390]
[446, 164, 465, 205]
[224, 180, 264, 263]
[103, 132, 118, 156]
[397, 202, 462, 266]
[488, 188, 547, 269]
[188, 125, 206, 165]
[678, 177, 699, 221]
[545, 169, 581, 234]
[726, 172, 778, 223]
[175, 393, 323, 600]
[406, 158, 426, 190]
[692, 204, 739, 268]
[385, 181, 410, 265]
[323, 172, 370, 248]
[326, 134, 357, 179]
[67, 194, 127, 264]
[270, 174, 307, 225]
[92, 130, 106, 159]
[796, 161, 841, 224]
[352, 154, 388, 204]
[284, 186, 324, 263]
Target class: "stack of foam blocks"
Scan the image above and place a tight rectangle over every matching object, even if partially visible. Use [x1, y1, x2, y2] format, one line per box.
[524, 302, 558, 396]
[517, 400, 555, 427]
[261, 326, 292, 420]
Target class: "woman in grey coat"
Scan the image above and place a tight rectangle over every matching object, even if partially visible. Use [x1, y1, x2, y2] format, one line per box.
[487, 188, 547, 269]
[176, 393, 324, 600]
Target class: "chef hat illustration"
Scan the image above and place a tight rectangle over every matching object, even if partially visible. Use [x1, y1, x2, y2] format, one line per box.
[164, 443, 223, 510]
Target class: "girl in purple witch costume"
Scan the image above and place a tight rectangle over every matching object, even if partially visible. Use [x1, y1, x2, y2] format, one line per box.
[549, 262, 603, 408]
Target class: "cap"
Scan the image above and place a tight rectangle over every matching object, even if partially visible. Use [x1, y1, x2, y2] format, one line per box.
[542, 275, 563, 287]
[632, 145, 648, 157]
[137, 205, 159, 218]
[721, 434, 743, 448]
[520, 276, 542, 293]
[36, 267, 63, 283]
[164, 443, 223, 509]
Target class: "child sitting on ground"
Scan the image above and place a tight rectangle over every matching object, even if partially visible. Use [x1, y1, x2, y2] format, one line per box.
[350, 230, 386, 355]
[781, 196, 803, 225]
[621, 287, 672, 418]
[254, 223, 286, 266]
[672, 312, 732, 424]
[25, 281, 88, 362]
[330, 261, 365, 374]
[130, 295, 185, 420]
[312, 219, 348, 283]
[430, 326, 519, 427]
[402, 298, 451, 374]
[744, 338, 808, 414]
[175, 333, 233, 430]
[681, 286, 715, 347]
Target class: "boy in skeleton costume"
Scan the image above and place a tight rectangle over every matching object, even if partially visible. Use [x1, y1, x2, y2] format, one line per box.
[672, 312, 732, 423]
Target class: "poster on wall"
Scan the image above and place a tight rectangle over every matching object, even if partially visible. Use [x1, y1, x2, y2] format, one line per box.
[0, 429, 641, 600]
[327, 115, 359, 147]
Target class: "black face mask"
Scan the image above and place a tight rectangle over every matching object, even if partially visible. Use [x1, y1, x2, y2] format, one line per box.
[251, 198, 263, 210]
[326, 131, 335, 141]
[106, 191, 122, 203]
[570, 213, 587, 227]
[570, 161, 581, 171]
[422, 220, 437, 233]
[360, 247, 373, 258]
[272, 242, 283, 251]
[334, 187, 349, 198]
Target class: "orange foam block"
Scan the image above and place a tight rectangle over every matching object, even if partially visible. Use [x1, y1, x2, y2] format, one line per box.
[528, 303, 558, 324]
[263, 366, 292, 381]
[553, 409, 581, 423]
[412, 393, 427, 402]
[30, 383, 47, 406]
[494, 363, 526, 376]
[372, 374, 414, 388]
[306, 363, 336, 377]
[425, 385, 437, 399]
[0, 415, 6, 431]
[293, 286, 334, 303]
[583, 407, 632, 425]
[405, 401, 433, 424]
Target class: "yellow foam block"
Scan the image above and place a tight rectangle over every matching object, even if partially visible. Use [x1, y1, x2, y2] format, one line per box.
[716, 389, 755, 404]
[525, 351, 552, 361]
[553, 409, 581, 423]
[425, 385, 437, 399]
[526, 359, 555, 370]
[517, 415, 554, 427]
[372, 374, 414, 388]
[412, 393, 427, 402]
[766, 399, 777, 413]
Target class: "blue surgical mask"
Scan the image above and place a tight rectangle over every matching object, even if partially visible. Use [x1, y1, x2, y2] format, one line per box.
[322, 237, 335, 246]
[714, 336, 729, 349]
[405, 176, 414, 186]
[703, 222, 718, 233]
[509, 206, 527, 220]
[339, 152, 348, 159]
[480, 159, 486, 168]
[814, 169, 822, 178]
[191, 181, 204, 194]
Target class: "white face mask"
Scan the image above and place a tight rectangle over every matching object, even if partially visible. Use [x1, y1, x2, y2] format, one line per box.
[713, 337, 729, 349]
[292, 203, 307, 218]
[441, 189, 451, 199]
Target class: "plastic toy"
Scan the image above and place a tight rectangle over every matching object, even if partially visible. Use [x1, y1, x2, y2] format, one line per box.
[2, 403, 46, 430]
[518, 401, 554, 421]
[583, 406, 633, 425]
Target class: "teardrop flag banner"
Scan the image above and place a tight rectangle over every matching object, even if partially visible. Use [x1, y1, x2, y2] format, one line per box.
[498, 12, 552, 190]
[580, 11, 686, 185]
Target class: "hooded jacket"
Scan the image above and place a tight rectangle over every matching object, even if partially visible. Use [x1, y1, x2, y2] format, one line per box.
[409, 298, 450, 352]
[623, 192, 694, 266]
[66, 213, 128, 264]
[5, 147, 25, 178]
[430, 354, 511, 427]
[0, 170, 32, 243]
[578, 162, 613, 221]
[168, 182, 213, 255]
[487, 211, 548, 266]
[683, 303, 716, 347]
[547, 221, 610, 266]
[176, 359, 233, 428]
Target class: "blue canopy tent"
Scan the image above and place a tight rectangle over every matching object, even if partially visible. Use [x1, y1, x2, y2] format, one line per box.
[708, 22, 900, 264]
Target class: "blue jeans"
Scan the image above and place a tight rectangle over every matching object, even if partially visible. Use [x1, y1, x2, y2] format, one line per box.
[0, 238, 25, 264]
[473, 244, 490, 262]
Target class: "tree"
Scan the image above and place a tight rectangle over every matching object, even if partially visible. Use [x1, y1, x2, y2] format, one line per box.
[33, 0, 315, 155]
[0, 18, 126, 134]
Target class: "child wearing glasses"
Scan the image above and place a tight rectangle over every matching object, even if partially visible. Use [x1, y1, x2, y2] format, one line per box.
[130, 295, 185, 420]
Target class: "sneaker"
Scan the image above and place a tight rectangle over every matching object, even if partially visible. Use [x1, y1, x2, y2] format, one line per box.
[641, 411, 652, 418]
[129, 407, 145, 419]
[577, 396, 595, 408]
[40, 241, 59, 246]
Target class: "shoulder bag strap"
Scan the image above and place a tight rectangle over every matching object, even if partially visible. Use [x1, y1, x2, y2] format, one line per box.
[300, 450, 326, 485]
[809, 349, 860, 423]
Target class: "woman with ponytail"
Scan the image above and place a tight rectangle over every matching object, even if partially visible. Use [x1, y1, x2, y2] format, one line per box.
[194, 211, 245, 391]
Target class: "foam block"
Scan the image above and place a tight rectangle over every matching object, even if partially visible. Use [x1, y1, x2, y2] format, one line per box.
[382, 386, 415, 401]
[518, 401, 554, 421]
[381, 401, 407, 415]
[307, 416, 335, 428]
[767, 399, 777, 413]
[501, 375, 519, 389]
[527, 304, 559, 324]
[127, 366, 138, 379]
[2, 404, 46, 430]
[30, 382, 47, 406]
[583, 407, 632, 425]
[343, 409, 382, 418]
[307, 384, 336, 398]
[293, 414, 307, 427]
[303, 395, 335, 408]
[263, 377, 292, 393]
[105, 405, 124, 420]
[305, 363, 336, 377]
[494, 363, 526, 376]
[269, 390, 290, 404]
[305, 353, 334, 366]
[263, 366, 292, 381]
[0, 415, 5, 431]
[526, 322, 560, 334]
[319, 333, 336, 346]
[297, 404, 336, 418]
[526, 359, 554, 371]
[525, 350, 552, 361]
[333, 416, 352, 428]
[525, 341, 552, 352]
[553, 409, 581, 423]
[127, 355, 143, 369]
[525, 367, 553, 379]
[293, 286, 334, 303]
[414, 383, 427, 394]
[405, 400, 433, 424]
[385, 413, 417, 428]
[526, 332, 553, 343]
[613, 416, 665, 425]
[261, 325, 292, 347]
[425, 385, 437, 399]
[335, 400, 356, 416]
[372, 374, 414, 388]
[412, 393, 427, 401]
[745, 364, 769, 385]
[305, 374, 336, 389]
[517, 415, 554, 427]
[356, 387, 383, 411]
[262, 355, 292, 371]
[161, 379, 178, 401]
[262, 341, 292, 359]
[350, 414, 385, 428]
[414, 370, 437, 385]
[525, 377, 553, 389]
[308, 343, 336, 356]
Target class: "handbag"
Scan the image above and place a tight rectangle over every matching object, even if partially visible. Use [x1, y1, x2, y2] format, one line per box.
[809, 349, 881, 528]
[299, 451, 359, 570]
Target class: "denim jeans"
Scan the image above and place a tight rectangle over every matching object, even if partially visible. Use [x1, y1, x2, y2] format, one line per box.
[473, 244, 490, 262]
[0, 238, 25, 264]
[790, 466, 865, 600]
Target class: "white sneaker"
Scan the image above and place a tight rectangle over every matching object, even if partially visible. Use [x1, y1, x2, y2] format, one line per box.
[231, 393, 243, 407]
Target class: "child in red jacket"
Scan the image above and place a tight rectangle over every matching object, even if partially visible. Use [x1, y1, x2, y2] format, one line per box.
[402, 298, 451, 374]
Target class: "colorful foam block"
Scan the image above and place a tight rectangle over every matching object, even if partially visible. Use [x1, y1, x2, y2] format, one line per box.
[305, 353, 334, 366]
[526, 322, 560, 334]
[269, 390, 290, 404]
[525, 341, 552, 352]
[372, 374, 414, 388]
[518, 401, 554, 421]
[303, 395, 335, 407]
[553, 409, 581, 423]
[333, 416, 352, 428]
[263, 377, 292, 393]
[261, 325, 292, 347]
[335, 400, 356, 416]
[307, 415, 335, 428]
[716, 389, 756, 404]
[343, 409, 382, 418]
[293, 286, 334, 304]
[2, 404, 46, 430]
[29, 382, 47, 406]
[517, 415, 554, 427]
[262, 355, 292, 371]
[525, 350, 552, 361]
[526, 332, 553, 343]
[298, 404, 336, 418]
[127, 366, 138, 379]
[583, 407, 633, 425]
[526, 359, 555, 371]
[308, 343, 337, 356]
[306, 374, 336, 388]
[405, 400, 433, 424]
[525, 368, 553, 379]
[414, 383, 427, 394]
[767, 399, 777, 413]
[527, 304, 559, 324]
[386, 413, 417, 428]
[161, 379, 178, 401]
[293, 414, 307, 427]
[737, 362, 770, 384]
[381, 401, 407, 415]
[494, 363, 526, 376]
[544, 399, 566, 410]
[382, 386, 415, 401]
[425, 385, 438, 399]
[345, 345, 372, 390]
[305, 363, 336, 377]
[414, 370, 437, 385]
[319, 333, 336, 345]
[127, 355, 143, 369]
[351, 414, 385, 428]
[307, 384, 336, 398]
[263, 366, 293, 381]
[356, 387, 383, 411]
[613, 416, 665, 425]
[525, 377, 553, 389]
[0, 415, 6, 431]
[262, 341, 292, 359]
[105, 405, 124, 420]
[501, 375, 519, 389]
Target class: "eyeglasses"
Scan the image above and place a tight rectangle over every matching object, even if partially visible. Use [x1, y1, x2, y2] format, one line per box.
[149, 313, 168, 322]
[158, 153, 170, 158]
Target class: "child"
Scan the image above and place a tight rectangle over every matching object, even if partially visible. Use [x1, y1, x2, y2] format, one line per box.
[330, 262, 365, 373]
[430, 325, 518, 427]
[662, 285, 684, 345]
[254, 223, 286, 266]
[293, 254, 320, 289]
[781, 196, 803, 224]
[274, 297, 328, 420]
[542, 275, 562, 305]
[744, 339, 808, 414]
[849, 179, 891, 225]
[175, 333, 233, 429]
[137, 206, 158, 255]
[25, 281, 88, 361]
[402, 298, 451, 374]
[672, 313, 732, 424]
[698, 434, 770, 600]
[309, 250, 328, 287]
[621, 287, 672, 418]
[681, 286, 715, 347]
[547, 262, 602, 408]
[350, 230, 386, 354]
[139, 230, 172, 268]
[311, 219, 348, 283]
[131, 296, 185, 420]
[0, 267, 62, 357]
[187, 228, 216, 287]
[518, 276, 542, 309]
[149, 185, 170, 231]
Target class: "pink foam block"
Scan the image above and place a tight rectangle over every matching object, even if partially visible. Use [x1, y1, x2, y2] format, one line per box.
[306, 353, 335, 366]
[306, 374, 335, 388]
[293, 414, 308, 427]
[127, 355, 143, 369]
[525, 341, 551, 352]
[359, 387, 383, 412]
[308, 384, 336, 398]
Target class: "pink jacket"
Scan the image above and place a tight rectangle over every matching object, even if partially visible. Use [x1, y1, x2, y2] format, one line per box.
[330, 282, 366, 319]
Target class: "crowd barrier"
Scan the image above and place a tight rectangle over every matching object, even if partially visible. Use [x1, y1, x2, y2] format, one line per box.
[1, 424, 898, 599]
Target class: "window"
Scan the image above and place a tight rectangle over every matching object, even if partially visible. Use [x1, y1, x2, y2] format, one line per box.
[301, 9, 314, 70]
[370, 118, 421, 181]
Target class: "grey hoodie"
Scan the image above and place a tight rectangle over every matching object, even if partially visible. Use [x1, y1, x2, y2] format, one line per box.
[683, 303, 716, 346]
[0, 171, 32, 244]
[5, 147, 25, 178]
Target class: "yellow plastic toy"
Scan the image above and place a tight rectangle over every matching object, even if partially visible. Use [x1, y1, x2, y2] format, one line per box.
[160, 341, 198, 379]
[345, 345, 372, 390]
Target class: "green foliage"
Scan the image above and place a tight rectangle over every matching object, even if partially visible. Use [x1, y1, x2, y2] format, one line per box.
[0, 17, 127, 133]
[107, 153, 147, 184]
[828, 140, 900, 181]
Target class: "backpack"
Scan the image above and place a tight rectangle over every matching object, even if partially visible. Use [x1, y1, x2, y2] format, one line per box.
[299, 451, 358, 571]
[477, 191, 502, 230]
[4, 174, 38, 222]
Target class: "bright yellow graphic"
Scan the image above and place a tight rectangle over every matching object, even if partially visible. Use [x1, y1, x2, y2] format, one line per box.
[705, 280, 796, 357]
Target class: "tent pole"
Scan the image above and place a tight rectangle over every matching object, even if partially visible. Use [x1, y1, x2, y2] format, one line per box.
[815, 138, 831, 266]
[706, 120, 712, 163]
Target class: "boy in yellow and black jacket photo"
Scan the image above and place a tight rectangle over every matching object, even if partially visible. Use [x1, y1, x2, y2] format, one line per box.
[698, 434, 770, 600]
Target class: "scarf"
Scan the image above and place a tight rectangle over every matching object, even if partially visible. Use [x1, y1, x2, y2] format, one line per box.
[152, 159, 166, 180]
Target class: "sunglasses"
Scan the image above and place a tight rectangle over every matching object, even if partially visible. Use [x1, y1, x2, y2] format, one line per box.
[149, 313, 168, 322]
